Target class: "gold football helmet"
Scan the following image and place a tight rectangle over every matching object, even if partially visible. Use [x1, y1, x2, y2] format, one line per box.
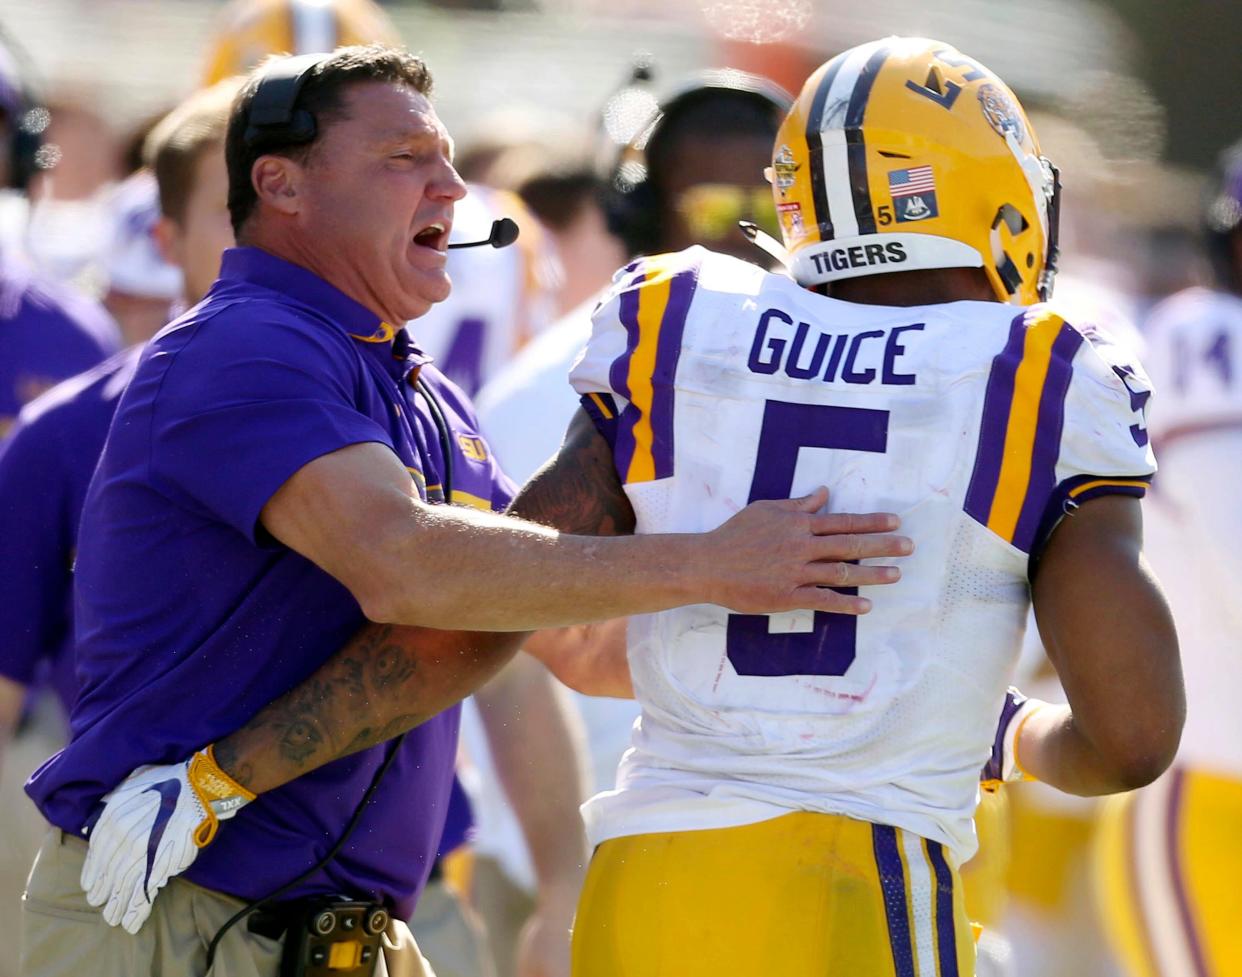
[767, 37, 1060, 304]
[200, 0, 402, 87]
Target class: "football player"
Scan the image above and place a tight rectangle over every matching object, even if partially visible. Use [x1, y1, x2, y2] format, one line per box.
[565, 37, 1183, 975]
[1090, 139, 1242, 977]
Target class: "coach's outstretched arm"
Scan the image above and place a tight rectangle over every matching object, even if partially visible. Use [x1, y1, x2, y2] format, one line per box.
[81, 411, 911, 933]
[260, 410, 910, 630]
[988, 495, 1184, 795]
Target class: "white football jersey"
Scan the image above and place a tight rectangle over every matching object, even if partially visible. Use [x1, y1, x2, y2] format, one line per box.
[1141, 287, 1242, 777]
[570, 247, 1156, 859]
[412, 184, 560, 396]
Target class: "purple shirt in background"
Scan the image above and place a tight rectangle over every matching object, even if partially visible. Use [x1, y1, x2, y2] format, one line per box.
[0, 252, 121, 436]
[26, 247, 515, 917]
[0, 347, 141, 715]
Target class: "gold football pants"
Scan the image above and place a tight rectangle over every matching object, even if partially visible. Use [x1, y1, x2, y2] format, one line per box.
[572, 810, 975, 976]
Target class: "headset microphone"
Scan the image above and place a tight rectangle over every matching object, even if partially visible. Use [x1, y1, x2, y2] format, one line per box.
[447, 217, 520, 250]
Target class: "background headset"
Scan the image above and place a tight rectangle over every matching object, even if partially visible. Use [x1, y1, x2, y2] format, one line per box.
[0, 25, 49, 192]
[602, 69, 792, 257]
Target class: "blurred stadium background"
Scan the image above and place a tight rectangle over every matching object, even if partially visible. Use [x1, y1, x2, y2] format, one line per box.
[4, 0, 1239, 307]
[2, 2, 1239, 977]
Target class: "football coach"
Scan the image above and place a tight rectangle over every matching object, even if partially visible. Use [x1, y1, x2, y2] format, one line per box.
[19, 46, 908, 977]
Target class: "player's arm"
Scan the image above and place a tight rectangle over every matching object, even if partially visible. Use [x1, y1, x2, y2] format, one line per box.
[259, 409, 910, 631]
[1010, 495, 1183, 794]
[524, 619, 633, 699]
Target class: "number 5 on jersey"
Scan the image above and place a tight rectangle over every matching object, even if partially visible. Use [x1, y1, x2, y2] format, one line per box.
[726, 400, 889, 678]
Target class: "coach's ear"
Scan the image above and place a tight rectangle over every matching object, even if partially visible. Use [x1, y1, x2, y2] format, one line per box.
[251, 154, 304, 218]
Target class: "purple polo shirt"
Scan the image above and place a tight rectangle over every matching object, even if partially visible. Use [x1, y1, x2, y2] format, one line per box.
[0, 251, 121, 437]
[26, 247, 515, 916]
[0, 346, 141, 715]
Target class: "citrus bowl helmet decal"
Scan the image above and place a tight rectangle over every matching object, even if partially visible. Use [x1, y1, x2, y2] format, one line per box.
[771, 37, 1060, 304]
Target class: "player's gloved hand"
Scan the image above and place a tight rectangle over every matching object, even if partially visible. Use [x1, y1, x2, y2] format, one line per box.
[80, 745, 255, 934]
[980, 688, 1046, 793]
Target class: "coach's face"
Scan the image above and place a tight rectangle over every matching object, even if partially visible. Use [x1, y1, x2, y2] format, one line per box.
[296, 81, 466, 323]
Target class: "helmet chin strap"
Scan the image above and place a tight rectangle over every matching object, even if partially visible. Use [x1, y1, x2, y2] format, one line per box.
[738, 220, 791, 267]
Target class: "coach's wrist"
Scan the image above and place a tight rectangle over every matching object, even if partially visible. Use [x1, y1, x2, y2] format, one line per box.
[207, 739, 263, 796]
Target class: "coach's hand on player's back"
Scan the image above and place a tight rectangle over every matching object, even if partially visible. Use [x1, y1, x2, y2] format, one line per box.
[699, 486, 911, 616]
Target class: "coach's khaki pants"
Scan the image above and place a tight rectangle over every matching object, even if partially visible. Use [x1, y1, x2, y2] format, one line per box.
[0, 701, 68, 977]
[20, 829, 436, 977]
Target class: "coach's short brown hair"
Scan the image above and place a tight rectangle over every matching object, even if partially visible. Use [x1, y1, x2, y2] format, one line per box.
[225, 44, 433, 238]
[144, 78, 242, 224]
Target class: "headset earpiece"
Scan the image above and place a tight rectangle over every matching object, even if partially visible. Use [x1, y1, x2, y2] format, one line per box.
[242, 53, 328, 151]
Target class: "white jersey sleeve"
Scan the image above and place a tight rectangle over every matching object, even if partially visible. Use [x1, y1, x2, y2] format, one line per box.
[962, 306, 1156, 562]
[1040, 312, 1157, 550]
[570, 248, 719, 483]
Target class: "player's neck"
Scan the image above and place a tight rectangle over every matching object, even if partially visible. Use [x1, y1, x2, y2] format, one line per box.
[825, 267, 997, 307]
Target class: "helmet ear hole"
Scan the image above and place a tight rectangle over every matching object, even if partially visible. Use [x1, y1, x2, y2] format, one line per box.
[996, 253, 1023, 295]
[1026, 253, 1035, 268]
[992, 204, 1027, 235]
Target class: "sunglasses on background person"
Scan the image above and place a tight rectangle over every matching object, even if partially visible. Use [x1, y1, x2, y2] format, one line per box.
[673, 184, 779, 244]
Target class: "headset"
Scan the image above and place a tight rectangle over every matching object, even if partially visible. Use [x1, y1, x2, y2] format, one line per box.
[602, 69, 792, 257]
[242, 52, 325, 152]
[0, 26, 48, 192]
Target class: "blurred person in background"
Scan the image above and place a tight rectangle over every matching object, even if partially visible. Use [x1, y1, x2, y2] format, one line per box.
[1090, 138, 1242, 977]
[199, 6, 586, 976]
[17, 93, 125, 292]
[518, 167, 626, 316]
[200, 0, 402, 88]
[0, 29, 120, 435]
[413, 183, 560, 397]
[99, 170, 184, 346]
[467, 70, 789, 977]
[0, 77, 237, 977]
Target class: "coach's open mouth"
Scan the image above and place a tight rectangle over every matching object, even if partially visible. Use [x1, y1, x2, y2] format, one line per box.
[412, 222, 448, 251]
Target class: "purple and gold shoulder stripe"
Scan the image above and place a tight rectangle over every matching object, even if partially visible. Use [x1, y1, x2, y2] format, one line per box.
[606, 254, 701, 484]
[963, 308, 1150, 553]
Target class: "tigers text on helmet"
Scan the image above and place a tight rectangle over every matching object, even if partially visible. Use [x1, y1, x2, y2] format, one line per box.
[770, 37, 1060, 305]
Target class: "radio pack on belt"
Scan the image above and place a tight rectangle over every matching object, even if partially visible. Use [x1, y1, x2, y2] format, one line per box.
[248, 895, 388, 977]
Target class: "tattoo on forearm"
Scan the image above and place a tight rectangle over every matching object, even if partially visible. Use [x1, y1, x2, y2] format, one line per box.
[509, 410, 635, 536]
[215, 623, 430, 789]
